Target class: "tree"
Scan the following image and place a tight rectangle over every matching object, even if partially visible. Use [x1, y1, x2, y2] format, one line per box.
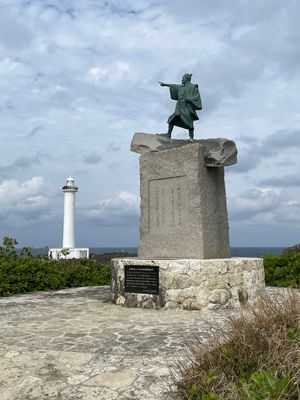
[61, 248, 70, 259]
[20, 246, 33, 258]
[0, 236, 18, 257]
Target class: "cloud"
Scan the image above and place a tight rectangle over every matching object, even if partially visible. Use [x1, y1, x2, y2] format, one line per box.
[0, 9, 33, 50]
[228, 186, 300, 227]
[259, 173, 300, 188]
[83, 191, 139, 226]
[230, 128, 300, 173]
[107, 142, 121, 152]
[25, 126, 44, 138]
[228, 187, 282, 220]
[86, 62, 132, 87]
[263, 129, 300, 150]
[0, 153, 48, 178]
[0, 177, 58, 225]
[83, 152, 103, 164]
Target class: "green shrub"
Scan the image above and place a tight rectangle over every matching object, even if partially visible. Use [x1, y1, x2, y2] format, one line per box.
[263, 252, 300, 288]
[0, 236, 112, 296]
[61, 258, 111, 287]
[0, 255, 111, 297]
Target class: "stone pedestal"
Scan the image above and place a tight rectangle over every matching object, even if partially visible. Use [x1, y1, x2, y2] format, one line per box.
[111, 257, 265, 310]
[139, 142, 230, 259]
[110, 134, 266, 311]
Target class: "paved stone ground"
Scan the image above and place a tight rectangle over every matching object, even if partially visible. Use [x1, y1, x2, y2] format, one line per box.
[0, 286, 237, 400]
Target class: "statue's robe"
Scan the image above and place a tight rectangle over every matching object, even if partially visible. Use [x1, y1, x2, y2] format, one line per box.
[167, 82, 202, 129]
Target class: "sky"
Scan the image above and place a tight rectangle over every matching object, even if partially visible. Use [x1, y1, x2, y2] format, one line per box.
[1, 0, 300, 248]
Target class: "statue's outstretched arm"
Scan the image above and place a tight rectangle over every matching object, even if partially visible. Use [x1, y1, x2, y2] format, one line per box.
[158, 82, 171, 87]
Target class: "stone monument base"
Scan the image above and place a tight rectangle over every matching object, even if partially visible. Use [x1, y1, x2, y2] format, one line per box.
[111, 257, 265, 310]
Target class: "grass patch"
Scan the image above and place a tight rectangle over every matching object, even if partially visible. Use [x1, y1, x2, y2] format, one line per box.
[169, 291, 300, 399]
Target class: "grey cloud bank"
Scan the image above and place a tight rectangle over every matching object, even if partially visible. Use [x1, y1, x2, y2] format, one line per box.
[0, 0, 300, 247]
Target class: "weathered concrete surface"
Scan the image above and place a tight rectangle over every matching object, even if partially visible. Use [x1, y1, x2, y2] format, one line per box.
[0, 286, 235, 400]
[139, 143, 230, 259]
[131, 132, 238, 167]
[111, 257, 265, 310]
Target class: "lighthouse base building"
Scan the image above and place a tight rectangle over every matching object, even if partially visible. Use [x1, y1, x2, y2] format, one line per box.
[49, 177, 89, 260]
[48, 248, 89, 260]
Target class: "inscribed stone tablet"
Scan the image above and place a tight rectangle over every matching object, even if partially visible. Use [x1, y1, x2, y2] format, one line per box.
[124, 265, 159, 295]
[148, 176, 189, 233]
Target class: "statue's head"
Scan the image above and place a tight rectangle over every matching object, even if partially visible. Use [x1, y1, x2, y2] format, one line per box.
[182, 73, 192, 84]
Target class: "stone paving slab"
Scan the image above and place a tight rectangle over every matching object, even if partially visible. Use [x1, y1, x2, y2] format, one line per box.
[0, 286, 242, 399]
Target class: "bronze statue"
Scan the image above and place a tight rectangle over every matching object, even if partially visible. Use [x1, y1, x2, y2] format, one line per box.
[159, 73, 202, 140]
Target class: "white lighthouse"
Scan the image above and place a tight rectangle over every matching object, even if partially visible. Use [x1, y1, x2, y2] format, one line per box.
[62, 177, 77, 248]
[48, 177, 89, 260]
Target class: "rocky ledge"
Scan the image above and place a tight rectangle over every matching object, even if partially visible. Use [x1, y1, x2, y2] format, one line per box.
[130, 132, 238, 167]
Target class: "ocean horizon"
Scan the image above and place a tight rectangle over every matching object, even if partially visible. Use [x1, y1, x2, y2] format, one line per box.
[91, 247, 286, 257]
[24, 246, 286, 258]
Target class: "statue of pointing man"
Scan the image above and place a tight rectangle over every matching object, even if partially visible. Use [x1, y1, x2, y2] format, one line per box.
[159, 73, 202, 141]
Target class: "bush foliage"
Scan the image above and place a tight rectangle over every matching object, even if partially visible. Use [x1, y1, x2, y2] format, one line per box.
[263, 252, 300, 288]
[0, 236, 110, 297]
[170, 292, 300, 399]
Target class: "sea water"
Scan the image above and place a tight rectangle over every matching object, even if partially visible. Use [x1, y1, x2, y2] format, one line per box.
[90, 247, 285, 257]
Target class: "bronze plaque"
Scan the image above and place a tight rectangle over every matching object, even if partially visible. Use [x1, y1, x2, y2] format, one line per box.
[125, 265, 159, 295]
